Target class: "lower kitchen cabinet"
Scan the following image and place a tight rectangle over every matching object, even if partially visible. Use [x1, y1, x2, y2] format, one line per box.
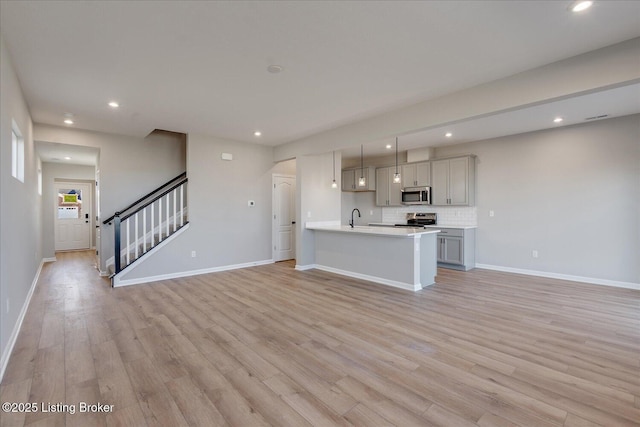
[435, 227, 475, 271]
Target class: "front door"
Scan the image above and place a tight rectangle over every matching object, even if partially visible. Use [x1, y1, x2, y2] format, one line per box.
[272, 175, 296, 262]
[55, 182, 92, 251]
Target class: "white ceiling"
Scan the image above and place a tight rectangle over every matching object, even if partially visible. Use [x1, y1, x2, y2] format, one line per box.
[1, 1, 640, 159]
[343, 82, 640, 159]
[36, 141, 99, 166]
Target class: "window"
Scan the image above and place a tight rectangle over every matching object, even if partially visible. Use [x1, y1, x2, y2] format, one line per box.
[11, 120, 24, 183]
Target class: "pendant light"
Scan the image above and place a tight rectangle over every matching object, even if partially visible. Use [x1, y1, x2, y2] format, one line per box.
[393, 137, 401, 184]
[331, 151, 338, 188]
[358, 145, 366, 187]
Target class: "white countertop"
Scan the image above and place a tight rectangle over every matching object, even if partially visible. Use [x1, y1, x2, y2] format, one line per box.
[307, 224, 441, 237]
[368, 222, 477, 230]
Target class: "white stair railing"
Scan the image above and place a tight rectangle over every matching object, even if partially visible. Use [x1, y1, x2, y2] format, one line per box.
[113, 179, 188, 275]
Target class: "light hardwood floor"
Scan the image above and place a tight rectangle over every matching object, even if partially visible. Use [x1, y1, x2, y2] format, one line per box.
[1, 250, 638, 426]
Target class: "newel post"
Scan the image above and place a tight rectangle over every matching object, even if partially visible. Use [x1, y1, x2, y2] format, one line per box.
[114, 212, 121, 274]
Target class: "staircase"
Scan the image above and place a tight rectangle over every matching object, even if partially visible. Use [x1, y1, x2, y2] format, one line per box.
[103, 172, 188, 285]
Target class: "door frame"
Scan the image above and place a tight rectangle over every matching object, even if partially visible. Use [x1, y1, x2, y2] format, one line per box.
[54, 180, 94, 251]
[272, 174, 296, 262]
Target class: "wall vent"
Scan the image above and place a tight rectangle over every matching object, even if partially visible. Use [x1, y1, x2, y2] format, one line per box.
[584, 114, 609, 121]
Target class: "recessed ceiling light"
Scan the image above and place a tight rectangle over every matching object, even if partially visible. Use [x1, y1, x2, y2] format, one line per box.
[445, 132, 453, 138]
[64, 119, 74, 125]
[570, 1, 593, 12]
[64, 156, 72, 160]
[385, 144, 392, 149]
[108, 101, 119, 108]
[254, 131, 262, 137]
[267, 65, 283, 74]
[554, 117, 564, 123]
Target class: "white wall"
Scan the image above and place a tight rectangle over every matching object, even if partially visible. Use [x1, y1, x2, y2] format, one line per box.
[341, 192, 382, 226]
[118, 133, 285, 281]
[296, 152, 342, 267]
[0, 35, 41, 376]
[434, 114, 640, 286]
[41, 163, 96, 258]
[33, 125, 186, 271]
[119, 142, 343, 281]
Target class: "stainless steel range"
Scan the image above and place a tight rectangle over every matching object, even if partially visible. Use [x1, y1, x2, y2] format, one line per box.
[394, 212, 437, 228]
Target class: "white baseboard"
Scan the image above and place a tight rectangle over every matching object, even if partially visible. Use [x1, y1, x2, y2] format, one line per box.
[0, 258, 46, 383]
[295, 264, 315, 271]
[114, 259, 274, 287]
[303, 263, 422, 292]
[42, 257, 57, 263]
[475, 263, 640, 290]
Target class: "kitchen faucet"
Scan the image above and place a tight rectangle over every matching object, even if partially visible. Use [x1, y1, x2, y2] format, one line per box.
[349, 208, 361, 228]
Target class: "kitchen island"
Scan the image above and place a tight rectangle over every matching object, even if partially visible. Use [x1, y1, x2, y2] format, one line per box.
[305, 223, 440, 291]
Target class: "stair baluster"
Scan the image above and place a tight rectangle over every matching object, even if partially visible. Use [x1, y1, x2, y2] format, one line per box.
[104, 175, 188, 283]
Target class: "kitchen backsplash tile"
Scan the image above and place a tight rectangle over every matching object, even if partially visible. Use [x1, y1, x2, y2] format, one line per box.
[382, 206, 477, 226]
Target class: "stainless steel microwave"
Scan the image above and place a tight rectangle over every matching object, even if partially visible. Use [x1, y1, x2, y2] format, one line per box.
[401, 186, 431, 205]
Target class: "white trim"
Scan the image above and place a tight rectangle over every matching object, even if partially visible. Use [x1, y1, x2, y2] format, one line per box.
[475, 264, 640, 290]
[114, 258, 274, 287]
[42, 257, 57, 263]
[0, 258, 47, 382]
[309, 264, 423, 292]
[295, 264, 315, 271]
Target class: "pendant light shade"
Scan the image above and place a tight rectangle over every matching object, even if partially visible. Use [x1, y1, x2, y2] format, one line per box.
[393, 137, 401, 184]
[331, 151, 338, 188]
[358, 145, 366, 187]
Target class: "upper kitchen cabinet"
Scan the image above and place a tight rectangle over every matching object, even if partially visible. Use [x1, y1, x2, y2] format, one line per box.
[342, 167, 376, 192]
[375, 166, 402, 206]
[401, 161, 430, 187]
[431, 156, 476, 206]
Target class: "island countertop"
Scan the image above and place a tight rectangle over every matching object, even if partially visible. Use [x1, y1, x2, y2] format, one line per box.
[306, 224, 441, 237]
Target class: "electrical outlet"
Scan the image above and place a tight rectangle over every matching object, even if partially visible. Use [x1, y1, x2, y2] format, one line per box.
[191, 250, 196, 258]
[370, 210, 373, 216]
[489, 210, 495, 217]
[532, 250, 539, 258]
[307, 211, 311, 218]
[6, 298, 9, 314]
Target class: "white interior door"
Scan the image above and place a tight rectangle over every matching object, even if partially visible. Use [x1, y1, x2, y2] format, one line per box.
[273, 175, 296, 262]
[55, 182, 92, 251]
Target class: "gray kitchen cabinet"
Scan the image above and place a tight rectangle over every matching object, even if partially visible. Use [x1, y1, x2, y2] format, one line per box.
[431, 156, 475, 206]
[401, 161, 430, 187]
[375, 166, 402, 206]
[342, 167, 376, 192]
[433, 227, 475, 270]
